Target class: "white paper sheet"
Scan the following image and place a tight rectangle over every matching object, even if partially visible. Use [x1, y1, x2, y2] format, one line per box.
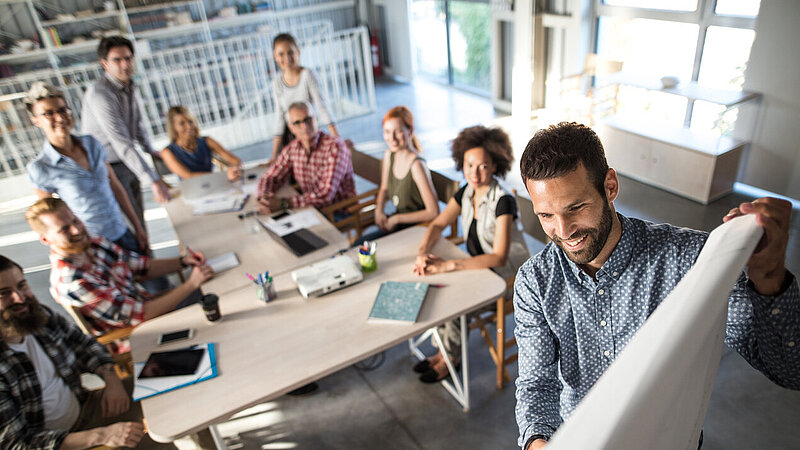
[259, 209, 321, 236]
[548, 215, 763, 450]
[206, 252, 239, 273]
[187, 193, 247, 215]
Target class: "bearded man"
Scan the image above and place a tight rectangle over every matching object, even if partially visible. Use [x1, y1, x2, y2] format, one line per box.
[513, 122, 799, 449]
[0, 254, 153, 448]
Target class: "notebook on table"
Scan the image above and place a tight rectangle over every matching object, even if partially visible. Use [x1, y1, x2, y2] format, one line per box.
[368, 281, 430, 324]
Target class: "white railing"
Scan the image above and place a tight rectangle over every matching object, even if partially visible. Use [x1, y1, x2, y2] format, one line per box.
[0, 23, 375, 178]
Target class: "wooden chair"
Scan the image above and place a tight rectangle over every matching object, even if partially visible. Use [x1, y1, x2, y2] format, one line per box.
[468, 275, 517, 389]
[320, 145, 382, 244]
[428, 170, 462, 243]
[63, 304, 135, 379]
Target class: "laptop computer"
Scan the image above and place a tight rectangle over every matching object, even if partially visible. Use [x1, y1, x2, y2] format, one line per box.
[258, 214, 328, 257]
[291, 255, 364, 298]
[180, 172, 234, 200]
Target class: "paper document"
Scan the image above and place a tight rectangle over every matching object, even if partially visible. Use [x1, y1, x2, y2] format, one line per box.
[207, 252, 239, 273]
[188, 193, 248, 215]
[133, 343, 217, 401]
[260, 209, 321, 236]
[548, 215, 763, 450]
[242, 183, 259, 196]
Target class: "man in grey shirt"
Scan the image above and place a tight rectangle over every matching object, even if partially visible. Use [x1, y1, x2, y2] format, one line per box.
[81, 36, 171, 229]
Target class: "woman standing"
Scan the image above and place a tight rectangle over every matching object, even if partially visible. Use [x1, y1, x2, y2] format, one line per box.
[267, 33, 340, 165]
[412, 125, 530, 382]
[160, 105, 242, 181]
[24, 82, 148, 254]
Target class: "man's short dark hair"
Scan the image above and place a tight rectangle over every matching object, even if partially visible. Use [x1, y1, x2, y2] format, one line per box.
[451, 125, 514, 178]
[520, 122, 609, 196]
[97, 36, 134, 60]
[0, 255, 23, 274]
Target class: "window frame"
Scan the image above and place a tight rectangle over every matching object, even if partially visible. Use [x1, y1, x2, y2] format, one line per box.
[593, 0, 758, 126]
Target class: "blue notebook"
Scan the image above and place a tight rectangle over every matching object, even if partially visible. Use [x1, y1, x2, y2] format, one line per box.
[368, 281, 430, 323]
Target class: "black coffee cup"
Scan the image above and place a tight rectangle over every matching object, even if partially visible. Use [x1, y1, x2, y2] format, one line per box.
[200, 293, 221, 322]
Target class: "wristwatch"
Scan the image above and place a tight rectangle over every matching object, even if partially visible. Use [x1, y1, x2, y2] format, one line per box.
[280, 198, 289, 210]
[179, 254, 189, 269]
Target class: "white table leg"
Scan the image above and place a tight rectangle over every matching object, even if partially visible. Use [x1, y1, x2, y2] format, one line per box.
[208, 424, 227, 450]
[430, 314, 470, 411]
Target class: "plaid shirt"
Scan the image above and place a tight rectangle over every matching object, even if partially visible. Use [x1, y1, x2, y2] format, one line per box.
[49, 235, 150, 335]
[258, 131, 356, 208]
[0, 305, 112, 449]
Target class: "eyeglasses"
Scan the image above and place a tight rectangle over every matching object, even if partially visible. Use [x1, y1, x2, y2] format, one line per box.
[37, 107, 72, 120]
[290, 116, 314, 127]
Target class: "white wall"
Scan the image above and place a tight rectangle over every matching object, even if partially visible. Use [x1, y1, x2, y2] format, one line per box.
[370, 0, 413, 81]
[740, 1, 800, 199]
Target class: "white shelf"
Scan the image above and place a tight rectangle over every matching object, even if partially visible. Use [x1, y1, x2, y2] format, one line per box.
[135, 22, 201, 39]
[41, 10, 122, 27]
[0, 47, 50, 63]
[604, 72, 760, 108]
[601, 115, 744, 156]
[127, 0, 197, 14]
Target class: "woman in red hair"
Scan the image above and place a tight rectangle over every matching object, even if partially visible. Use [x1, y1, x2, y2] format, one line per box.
[368, 106, 439, 241]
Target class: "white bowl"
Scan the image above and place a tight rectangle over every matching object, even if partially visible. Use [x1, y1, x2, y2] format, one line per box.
[661, 76, 679, 89]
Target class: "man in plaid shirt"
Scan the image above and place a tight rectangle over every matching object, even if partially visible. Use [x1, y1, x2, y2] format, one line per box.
[26, 198, 213, 335]
[0, 255, 150, 448]
[257, 101, 355, 213]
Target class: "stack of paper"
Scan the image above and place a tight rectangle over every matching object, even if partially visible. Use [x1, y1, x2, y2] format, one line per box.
[207, 252, 240, 273]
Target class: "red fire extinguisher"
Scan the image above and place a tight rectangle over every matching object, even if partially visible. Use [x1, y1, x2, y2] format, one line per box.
[370, 30, 382, 76]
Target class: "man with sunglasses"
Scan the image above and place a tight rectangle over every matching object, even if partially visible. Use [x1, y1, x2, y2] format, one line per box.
[257, 101, 355, 214]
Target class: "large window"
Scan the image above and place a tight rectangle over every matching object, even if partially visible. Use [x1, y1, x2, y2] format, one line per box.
[411, 0, 491, 94]
[595, 0, 760, 135]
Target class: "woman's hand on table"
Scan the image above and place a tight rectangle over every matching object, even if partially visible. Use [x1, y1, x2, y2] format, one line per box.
[413, 253, 450, 275]
[188, 264, 215, 288]
[227, 166, 242, 182]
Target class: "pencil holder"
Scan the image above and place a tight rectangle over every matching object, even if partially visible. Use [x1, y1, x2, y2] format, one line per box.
[358, 252, 378, 273]
[256, 280, 278, 302]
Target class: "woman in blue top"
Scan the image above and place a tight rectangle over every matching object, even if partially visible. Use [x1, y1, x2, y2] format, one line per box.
[24, 82, 149, 254]
[160, 105, 243, 181]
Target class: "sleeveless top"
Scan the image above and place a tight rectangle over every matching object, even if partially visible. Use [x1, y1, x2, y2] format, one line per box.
[166, 136, 213, 177]
[386, 152, 426, 214]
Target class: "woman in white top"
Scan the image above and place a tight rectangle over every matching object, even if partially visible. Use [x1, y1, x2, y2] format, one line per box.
[268, 33, 340, 165]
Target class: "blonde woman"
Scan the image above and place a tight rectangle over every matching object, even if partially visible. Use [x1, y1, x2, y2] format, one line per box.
[160, 105, 242, 181]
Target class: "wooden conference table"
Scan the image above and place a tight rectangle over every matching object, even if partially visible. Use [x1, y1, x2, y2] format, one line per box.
[163, 176, 350, 295]
[131, 226, 506, 445]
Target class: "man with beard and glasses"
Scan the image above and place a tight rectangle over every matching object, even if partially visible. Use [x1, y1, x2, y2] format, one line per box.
[0, 254, 153, 448]
[25, 197, 214, 335]
[513, 122, 799, 449]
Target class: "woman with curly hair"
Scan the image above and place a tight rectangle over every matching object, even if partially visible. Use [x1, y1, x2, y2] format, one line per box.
[412, 125, 529, 383]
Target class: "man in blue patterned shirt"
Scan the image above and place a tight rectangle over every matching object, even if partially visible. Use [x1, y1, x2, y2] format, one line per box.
[513, 122, 799, 449]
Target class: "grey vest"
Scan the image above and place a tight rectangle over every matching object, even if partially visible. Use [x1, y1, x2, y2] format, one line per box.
[459, 178, 530, 280]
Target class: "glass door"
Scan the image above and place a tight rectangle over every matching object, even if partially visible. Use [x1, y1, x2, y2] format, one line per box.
[411, 0, 491, 94]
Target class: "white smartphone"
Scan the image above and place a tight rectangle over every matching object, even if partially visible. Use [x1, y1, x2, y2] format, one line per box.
[157, 329, 194, 345]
